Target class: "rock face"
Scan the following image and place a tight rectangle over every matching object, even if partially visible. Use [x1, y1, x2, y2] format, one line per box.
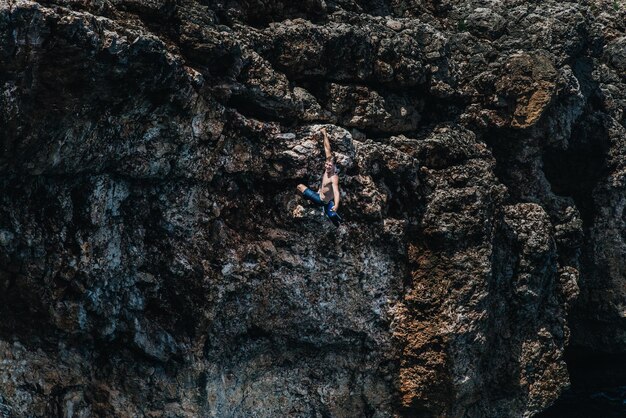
[0, 0, 624, 417]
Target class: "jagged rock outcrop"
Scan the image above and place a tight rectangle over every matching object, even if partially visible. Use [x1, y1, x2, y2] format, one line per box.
[0, 0, 624, 417]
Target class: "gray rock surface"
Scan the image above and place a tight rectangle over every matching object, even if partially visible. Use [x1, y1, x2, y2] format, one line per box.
[0, 0, 625, 417]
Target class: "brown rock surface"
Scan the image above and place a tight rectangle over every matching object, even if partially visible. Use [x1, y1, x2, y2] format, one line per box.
[0, 0, 625, 417]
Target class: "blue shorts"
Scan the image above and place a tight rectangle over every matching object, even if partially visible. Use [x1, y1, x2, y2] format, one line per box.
[302, 188, 342, 226]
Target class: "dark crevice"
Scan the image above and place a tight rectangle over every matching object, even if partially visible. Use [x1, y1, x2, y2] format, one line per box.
[226, 92, 294, 122]
[200, 0, 328, 28]
[327, 0, 393, 16]
[542, 117, 608, 227]
[540, 57, 611, 228]
[204, 322, 375, 361]
[538, 55, 618, 416]
[538, 347, 626, 418]
[482, 125, 536, 206]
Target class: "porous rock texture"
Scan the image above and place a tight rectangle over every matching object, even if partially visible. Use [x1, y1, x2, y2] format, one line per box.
[0, 0, 624, 417]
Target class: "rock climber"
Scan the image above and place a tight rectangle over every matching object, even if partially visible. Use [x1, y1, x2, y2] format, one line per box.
[296, 127, 343, 227]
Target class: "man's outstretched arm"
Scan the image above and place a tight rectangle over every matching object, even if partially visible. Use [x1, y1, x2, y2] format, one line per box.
[332, 176, 340, 212]
[322, 128, 332, 160]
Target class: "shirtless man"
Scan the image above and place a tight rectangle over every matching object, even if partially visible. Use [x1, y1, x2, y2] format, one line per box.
[297, 128, 343, 227]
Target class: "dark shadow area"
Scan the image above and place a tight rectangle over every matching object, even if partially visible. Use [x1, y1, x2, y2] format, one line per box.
[538, 348, 626, 418]
[542, 110, 609, 227]
[480, 127, 529, 206]
[327, 0, 392, 16]
[203, 0, 328, 28]
[565, 347, 626, 390]
[538, 388, 626, 418]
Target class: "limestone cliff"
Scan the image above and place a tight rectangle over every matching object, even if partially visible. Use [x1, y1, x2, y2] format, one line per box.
[0, 1, 625, 417]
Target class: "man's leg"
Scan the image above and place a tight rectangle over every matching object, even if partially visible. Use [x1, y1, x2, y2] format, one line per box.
[297, 184, 324, 206]
[324, 201, 342, 227]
